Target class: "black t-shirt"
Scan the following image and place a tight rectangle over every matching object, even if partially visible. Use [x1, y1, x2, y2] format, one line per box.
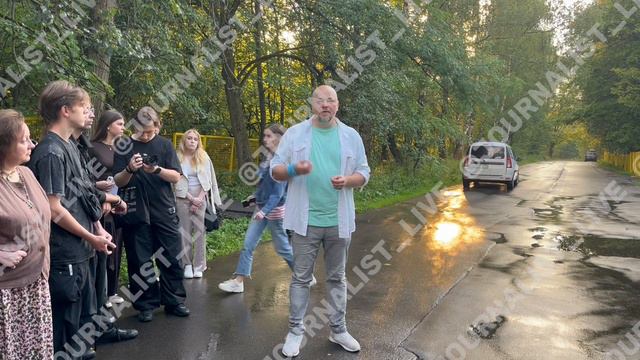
[113, 135, 182, 223]
[27, 132, 95, 265]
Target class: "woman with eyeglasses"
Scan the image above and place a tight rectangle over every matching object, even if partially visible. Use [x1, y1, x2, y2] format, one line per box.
[0, 109, 53, 359]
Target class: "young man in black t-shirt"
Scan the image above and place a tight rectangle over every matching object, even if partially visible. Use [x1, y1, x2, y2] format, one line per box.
[113, 106, 189, 322]
[28, 80, 115, 359]
[72, 111, 139, 345]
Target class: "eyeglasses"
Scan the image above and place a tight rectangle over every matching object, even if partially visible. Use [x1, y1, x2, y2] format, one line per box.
[312, 97, 338, 105]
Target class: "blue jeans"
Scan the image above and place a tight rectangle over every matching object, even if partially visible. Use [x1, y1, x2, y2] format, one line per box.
[289, 226, 350, 335]
[234, 217, 293, 277]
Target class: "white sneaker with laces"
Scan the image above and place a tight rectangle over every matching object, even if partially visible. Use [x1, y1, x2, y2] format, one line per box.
[329, 331, 361, 352]
[282, 332, 304, 357]
[218, 278, 244, 293]
[109, 294, 125, 304]
[193, 270, 203, 278]
[184, 265, 194, 279]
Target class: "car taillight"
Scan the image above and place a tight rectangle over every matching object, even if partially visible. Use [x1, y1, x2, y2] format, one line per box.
[463, 156, 469, 167]
[506, 156, 512, 168]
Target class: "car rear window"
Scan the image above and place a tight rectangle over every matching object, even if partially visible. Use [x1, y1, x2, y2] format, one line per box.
[470, 145, 505, 160]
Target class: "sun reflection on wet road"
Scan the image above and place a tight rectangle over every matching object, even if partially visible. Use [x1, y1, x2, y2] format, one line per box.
[427, 188, 483, 253]
[421, 188, 485, 285]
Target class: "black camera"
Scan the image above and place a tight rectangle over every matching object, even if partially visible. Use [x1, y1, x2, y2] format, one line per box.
[242, 194, 256, 208]
[141, 153, 158, 166]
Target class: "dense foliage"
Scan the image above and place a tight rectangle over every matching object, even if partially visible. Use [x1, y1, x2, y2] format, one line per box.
[3, 0, 630, 167]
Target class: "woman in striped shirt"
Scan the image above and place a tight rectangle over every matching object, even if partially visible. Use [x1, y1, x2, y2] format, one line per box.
[218, 124, 293, 293]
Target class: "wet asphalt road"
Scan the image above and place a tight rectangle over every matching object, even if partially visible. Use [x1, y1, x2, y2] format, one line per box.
[98, 161, 640, 360]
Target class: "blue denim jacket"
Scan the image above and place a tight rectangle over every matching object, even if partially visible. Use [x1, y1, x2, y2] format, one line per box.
[255, 160, 287, 215]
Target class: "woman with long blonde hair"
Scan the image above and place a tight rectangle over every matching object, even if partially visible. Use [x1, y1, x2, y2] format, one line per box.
[175, 129, 222, 278]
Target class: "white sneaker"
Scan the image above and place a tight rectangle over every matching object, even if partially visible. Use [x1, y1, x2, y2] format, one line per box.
[310, 275, 317, 287]
[329, 331, 361, 352]
[218, 278, 244, 293]
[105, 301, 112, 309]
[193, 270, 203, 278]
[184, 265, 193, 279]
[282, 332, 304, 357]
[109, 294, 125, 304]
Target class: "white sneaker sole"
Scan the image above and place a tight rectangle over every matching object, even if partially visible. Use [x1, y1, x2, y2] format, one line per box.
[218, 284, 243, 293]
[281, 348, 299, 357]
[329, 335, 360, 352]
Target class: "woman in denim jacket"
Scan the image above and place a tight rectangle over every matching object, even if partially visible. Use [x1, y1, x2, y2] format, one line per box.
[218, 124, 294, 293]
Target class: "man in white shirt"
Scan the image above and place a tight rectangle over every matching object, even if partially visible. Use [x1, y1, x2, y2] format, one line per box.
[271, 85, 370, 357]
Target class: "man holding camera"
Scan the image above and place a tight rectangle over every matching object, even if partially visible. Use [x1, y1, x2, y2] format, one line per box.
[113, 107, 189, 323]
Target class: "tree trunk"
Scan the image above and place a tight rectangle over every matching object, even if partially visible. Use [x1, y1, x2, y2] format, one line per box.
[214, 1, 251, 168]
[253, 0, 267, 134]
[221, 47, 251, 167]
[87, 0, 117, 128]
[388, 134, 403, 164]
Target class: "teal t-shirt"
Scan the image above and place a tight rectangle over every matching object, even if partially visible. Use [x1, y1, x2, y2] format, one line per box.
[307, 126, 341, 227]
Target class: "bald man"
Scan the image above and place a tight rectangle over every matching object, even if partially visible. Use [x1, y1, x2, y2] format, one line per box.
[271, 85, 370, 357]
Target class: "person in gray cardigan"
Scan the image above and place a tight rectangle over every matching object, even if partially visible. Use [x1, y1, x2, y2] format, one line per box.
[175, 129, 222, 278]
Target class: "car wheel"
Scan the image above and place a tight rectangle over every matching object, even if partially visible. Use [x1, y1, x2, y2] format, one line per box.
[507, 178, 515, 191]
[463, 178, 470, 190]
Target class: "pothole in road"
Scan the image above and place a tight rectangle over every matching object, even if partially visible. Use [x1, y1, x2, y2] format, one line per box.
[513, 248, 533, 258]
[468, 315, 506, 339]
[529, 227, 546, 240]
[529, 227, 548, 232]
[486, 232, 507, 244]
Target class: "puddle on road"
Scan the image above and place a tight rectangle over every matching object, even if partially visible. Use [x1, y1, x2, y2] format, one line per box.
[531, 197, 579, 223]
[554, 234, 640, 259]
[581, 235, 640, 258]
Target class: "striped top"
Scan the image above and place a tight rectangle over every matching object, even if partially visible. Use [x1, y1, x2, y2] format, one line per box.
[262, 205, 285, 220]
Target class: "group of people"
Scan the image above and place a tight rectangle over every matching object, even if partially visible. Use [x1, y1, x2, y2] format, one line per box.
[0, 82, 370, 359]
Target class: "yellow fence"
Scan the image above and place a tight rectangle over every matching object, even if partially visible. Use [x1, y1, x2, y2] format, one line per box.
[603, 151, 640, 176]
[173, 133, 260, 172]
[24, 116, 256, 172]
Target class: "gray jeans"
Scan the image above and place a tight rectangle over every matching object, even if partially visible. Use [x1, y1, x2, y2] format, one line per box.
[289, 225, 350, 335]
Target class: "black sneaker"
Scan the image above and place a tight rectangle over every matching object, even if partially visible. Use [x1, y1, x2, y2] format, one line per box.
[138, 310, 153, 322]
[81, 348, 96, 360]
[164, 304, 190, 317]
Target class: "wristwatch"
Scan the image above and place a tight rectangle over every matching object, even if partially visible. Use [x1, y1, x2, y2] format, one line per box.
[153, 166, 162, 174]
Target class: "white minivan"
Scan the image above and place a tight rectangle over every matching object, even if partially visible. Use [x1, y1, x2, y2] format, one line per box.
[462, 141, 519, 191]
